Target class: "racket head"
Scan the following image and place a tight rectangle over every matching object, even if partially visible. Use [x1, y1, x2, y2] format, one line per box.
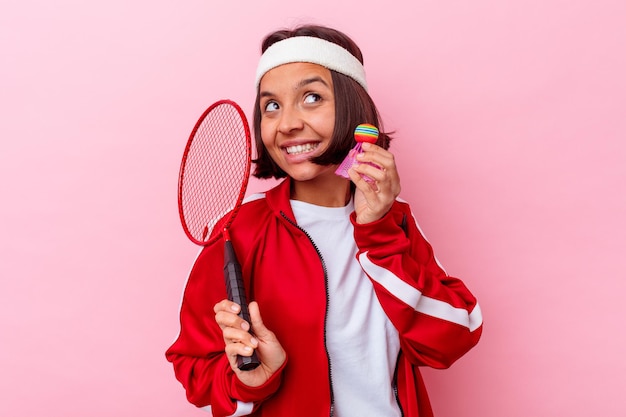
[178, 100, 252, 246]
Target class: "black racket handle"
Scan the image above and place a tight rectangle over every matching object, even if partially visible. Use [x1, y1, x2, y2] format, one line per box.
[224, 239, 261, 371]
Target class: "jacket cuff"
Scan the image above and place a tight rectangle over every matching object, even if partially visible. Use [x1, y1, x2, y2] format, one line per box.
[230, 359, 287, 403]
[350, 209, 407, 249]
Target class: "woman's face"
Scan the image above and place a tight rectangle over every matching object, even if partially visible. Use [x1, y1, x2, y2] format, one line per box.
[258, 62, 336, 182]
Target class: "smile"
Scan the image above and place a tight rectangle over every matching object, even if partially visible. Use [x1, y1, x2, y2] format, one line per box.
[284, 142, 319, 155]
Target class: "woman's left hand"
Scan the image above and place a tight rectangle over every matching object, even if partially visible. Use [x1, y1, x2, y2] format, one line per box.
[348, 142, 401, 224]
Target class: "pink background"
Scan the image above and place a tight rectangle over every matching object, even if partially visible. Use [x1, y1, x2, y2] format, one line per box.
[1, 1, 625, 416]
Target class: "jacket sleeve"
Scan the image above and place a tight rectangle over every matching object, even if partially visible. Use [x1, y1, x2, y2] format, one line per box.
[165, 240, 284, 416]
[351, 202, 483, 369]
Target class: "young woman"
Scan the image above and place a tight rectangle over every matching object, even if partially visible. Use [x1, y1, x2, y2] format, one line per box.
[166, 25, 483, 417]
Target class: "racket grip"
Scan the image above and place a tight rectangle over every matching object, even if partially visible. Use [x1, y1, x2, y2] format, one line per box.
[224, 239, 261, 371]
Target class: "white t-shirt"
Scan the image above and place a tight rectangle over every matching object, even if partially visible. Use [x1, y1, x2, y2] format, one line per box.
[291, 199, 401, 417]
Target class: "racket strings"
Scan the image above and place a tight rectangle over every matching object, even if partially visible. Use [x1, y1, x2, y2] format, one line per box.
[180, 103, 250, 243]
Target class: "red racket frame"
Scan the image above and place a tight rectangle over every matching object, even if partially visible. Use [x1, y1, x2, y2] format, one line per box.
[177, 99, 252, 246]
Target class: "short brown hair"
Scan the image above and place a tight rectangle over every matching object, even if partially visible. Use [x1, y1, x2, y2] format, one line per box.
[252, 25, 392, 179]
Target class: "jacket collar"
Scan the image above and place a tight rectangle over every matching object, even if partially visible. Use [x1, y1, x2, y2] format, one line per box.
[265, 177, 296, 222]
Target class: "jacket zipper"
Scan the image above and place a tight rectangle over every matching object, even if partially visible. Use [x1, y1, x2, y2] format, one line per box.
[280, 211, 335, 416]
[393, 352, 405, 417]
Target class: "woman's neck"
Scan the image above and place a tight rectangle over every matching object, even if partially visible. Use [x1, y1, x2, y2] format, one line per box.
[290, 175, 351, 207]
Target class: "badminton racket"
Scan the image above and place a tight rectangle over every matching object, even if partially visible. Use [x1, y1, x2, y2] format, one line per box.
[178, 99, 260, 371]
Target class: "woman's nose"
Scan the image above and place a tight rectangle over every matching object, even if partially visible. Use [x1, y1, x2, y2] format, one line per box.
[277, 106, 304, 134]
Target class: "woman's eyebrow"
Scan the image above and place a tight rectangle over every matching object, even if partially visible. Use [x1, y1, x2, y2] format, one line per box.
[259, 76, 330, 98]
[296, 76, 329, 89]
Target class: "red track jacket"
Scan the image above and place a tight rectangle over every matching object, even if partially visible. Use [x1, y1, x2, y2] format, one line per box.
[166, 178, 483, 416]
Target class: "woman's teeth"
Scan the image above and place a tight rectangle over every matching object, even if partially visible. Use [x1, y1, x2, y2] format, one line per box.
[285, 143, 318, 155]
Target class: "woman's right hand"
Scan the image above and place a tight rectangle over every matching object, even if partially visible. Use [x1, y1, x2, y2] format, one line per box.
[214, 300, 286, 387]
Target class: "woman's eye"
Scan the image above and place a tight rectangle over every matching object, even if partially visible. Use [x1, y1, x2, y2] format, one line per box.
[264, 101, 279, 112]
[304, 93, 321, 104]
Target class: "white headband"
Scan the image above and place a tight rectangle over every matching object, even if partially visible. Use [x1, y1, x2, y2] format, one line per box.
[255, 36, 368, 91]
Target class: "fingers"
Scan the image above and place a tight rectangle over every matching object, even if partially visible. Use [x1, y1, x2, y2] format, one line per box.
[214, 300, 258, 359]
[247, 301, 287, 372]
[348, 143, 402, 224]
[214, 300, 249, 330]
[349, 143, 400, 218]
[354, 142, 400, 189]
[248, 301, 270, 338]
[214, 299, 287, 385]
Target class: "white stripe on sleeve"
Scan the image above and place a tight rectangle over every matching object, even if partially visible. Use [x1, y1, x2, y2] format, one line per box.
[358, 252, 482, 332]
[201, 400, 254, 416]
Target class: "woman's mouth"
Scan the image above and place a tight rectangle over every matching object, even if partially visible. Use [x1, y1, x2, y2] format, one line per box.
[284, 142, 319, 155]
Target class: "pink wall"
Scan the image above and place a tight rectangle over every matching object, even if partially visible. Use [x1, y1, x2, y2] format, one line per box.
[1, 1, 625, 416]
